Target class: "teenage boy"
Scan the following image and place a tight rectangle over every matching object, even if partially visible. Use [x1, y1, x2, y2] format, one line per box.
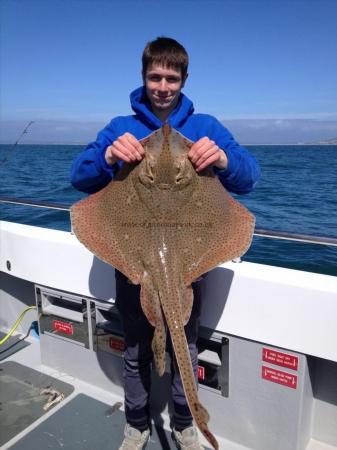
[71, 37, 260, 450]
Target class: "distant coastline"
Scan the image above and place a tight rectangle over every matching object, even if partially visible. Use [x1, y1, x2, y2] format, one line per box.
[305, 137, 337, 145]
[0, 142, 87, 146]
[248, 141, 337, 146]
[1, 142, 337, 146]
[1, 119, 337, 146]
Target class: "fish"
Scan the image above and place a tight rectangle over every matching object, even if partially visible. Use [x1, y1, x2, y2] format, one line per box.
[71, 125, 255, 450]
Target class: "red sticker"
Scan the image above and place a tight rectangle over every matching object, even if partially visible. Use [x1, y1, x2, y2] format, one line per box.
[198, 365, 205, 381]
[52, 320, 74, 335]
[263, 348, 298, 371]
[109, 337, 125, 352]
[262, 366, 297, 389]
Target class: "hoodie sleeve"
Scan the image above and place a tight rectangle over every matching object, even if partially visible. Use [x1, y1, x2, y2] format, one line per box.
[70, 121, 121, 194]
[210, 118, 260, 194]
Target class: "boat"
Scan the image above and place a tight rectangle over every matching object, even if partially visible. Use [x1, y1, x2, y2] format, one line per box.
[0, 197, 337, 450]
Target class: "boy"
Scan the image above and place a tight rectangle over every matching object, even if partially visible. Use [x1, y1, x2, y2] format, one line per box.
[71, 37, 260, 450]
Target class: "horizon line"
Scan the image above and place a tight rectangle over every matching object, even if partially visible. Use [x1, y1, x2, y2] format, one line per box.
[1, 141, 336, 146]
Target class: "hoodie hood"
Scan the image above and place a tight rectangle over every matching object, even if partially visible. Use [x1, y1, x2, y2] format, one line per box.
[130, 86, 194, 130]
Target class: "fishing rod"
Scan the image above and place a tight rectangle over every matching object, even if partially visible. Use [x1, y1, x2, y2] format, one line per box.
[0, 121, 35, 165]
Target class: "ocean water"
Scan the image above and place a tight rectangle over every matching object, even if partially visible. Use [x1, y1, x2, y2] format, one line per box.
[0, 144, 336, 276]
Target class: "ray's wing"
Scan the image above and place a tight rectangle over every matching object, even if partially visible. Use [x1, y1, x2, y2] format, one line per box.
[177, 170, 255, 286]
[71, 163, 148, 284]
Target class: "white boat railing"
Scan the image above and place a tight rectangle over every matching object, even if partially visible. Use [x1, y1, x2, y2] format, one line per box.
[1, 195, 337, 247]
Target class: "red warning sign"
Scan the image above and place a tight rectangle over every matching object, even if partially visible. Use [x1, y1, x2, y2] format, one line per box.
[262, 366, 297, 389]
[198, 365, 205, 381]
[52, 319, 74, 335]
[262, 348, 298, 371]
[109, 337, 125, 353]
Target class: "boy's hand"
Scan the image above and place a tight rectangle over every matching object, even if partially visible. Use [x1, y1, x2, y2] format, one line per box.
[105, 133, 145, 166]
[188, 137, 228, 172]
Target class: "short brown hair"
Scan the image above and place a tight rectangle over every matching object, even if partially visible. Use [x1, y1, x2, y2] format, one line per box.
[142, 37, 189, 80]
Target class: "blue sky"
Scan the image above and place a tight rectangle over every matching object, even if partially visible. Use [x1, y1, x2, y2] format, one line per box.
[1, 0, 337, 143]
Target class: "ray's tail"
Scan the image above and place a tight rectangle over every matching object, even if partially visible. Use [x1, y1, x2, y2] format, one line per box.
[159, 292, 219, 450]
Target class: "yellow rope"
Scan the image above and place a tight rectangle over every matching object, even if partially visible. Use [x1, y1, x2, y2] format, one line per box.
[0, 306, 37, 345]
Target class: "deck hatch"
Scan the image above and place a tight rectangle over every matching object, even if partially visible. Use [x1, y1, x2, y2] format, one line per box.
[35, 285, 90, 348]
[92, 300, 125, 356]
[197, 330, 229, 397]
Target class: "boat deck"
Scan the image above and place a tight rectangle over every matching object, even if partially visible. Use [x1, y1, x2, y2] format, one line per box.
[0, 334, 234, 450]
[1, 332, 336, 450]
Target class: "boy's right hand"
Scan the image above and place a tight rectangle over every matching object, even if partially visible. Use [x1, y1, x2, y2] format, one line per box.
[105, 133, 145, 166]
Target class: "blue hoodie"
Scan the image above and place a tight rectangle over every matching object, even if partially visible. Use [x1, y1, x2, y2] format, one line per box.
[71, 87, 260, 194]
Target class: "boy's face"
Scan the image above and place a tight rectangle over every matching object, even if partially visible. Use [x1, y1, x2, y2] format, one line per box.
[144, 64, 186, 114]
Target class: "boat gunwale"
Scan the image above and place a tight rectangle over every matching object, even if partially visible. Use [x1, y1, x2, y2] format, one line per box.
[1, 195, 337, 247]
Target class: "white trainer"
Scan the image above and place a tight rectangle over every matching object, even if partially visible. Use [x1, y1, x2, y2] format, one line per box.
[118, 424, 150, 450]
[173, 426, 205, 450]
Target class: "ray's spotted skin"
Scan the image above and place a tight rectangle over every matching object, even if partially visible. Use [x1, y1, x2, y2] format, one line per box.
[71, 125, 255, 450]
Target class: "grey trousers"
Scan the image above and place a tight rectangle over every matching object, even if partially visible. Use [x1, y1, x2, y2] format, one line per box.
[115, 270, 202, 431]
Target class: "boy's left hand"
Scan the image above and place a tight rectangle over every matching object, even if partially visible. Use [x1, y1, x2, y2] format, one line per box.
[188, 137, 228, 172]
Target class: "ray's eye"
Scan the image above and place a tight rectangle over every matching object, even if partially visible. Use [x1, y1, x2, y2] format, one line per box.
[175, 174, 185, 184]
[175, 173, 192, 186]
[175, 162, 191, 185]
[138, 158, 156, 187]
[139, 172, 154, 186]
[175, 163, 184, 183]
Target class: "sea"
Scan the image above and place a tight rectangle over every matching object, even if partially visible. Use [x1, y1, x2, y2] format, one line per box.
[0, 144, 336, 277]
